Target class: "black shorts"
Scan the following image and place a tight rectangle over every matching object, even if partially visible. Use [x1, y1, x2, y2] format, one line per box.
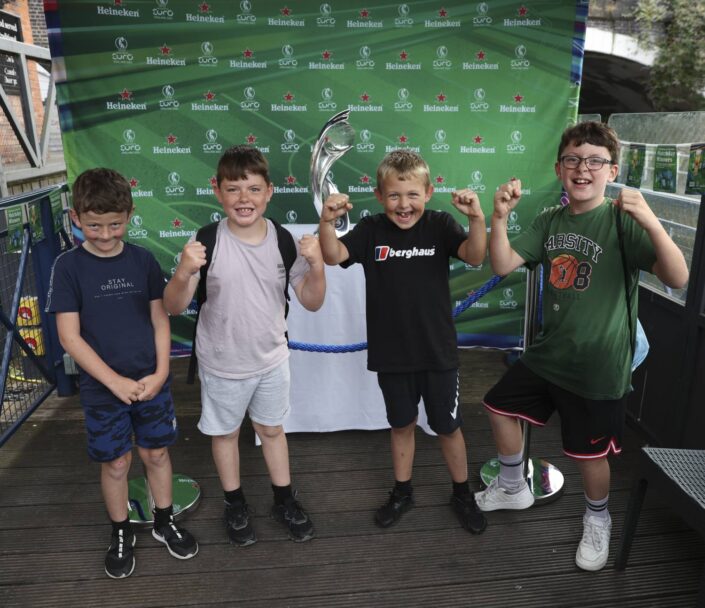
[483, 360, 626, 459]
[377, 369, 461, 435]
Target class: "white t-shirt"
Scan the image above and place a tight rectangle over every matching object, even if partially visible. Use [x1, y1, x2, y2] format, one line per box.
[194, 219, 309, 379]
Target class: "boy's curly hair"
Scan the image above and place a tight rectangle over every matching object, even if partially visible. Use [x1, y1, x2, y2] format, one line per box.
[558, 121, 620, 163]
[376, 149, 431, 192]
[217, 145, 271, 186]
[71, 168, 134, 215]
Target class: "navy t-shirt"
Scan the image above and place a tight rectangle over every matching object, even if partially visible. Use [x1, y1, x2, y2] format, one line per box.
[46, 243, 165, 404]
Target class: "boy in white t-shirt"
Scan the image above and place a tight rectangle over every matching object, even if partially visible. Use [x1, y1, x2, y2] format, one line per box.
[164, 146, 326, 544]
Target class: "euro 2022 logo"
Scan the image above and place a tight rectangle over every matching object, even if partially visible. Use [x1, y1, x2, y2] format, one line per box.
[165, 171, 185, 196]
[469, 170, 486, 193]
[112, 37, 133, 63]
[356, 45, 374, 69]
[317, 3, 335, 26]
[281, 129, 299, 153]
[432, 129, 449, 153]
[356, 128, 375, 153]
[199, 41, 218, 66]
[120, 128, 140, 154]
[319, 87, 337, 111]
[500, 286, 518, 309]
[470, 87, 489, 112]
[394, 87, 412, 111]
[241, 86, 260, 111]
[203, 128, 222, 153]
[160, 84, 179, 110]
[279, 44, 297, 68]
[395, 3, 413, 26]
[433, 45, 451, 69]
[507, 130, 526, 154]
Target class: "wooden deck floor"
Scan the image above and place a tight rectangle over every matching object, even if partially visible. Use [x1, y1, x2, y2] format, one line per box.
[1, 349, 702, 607]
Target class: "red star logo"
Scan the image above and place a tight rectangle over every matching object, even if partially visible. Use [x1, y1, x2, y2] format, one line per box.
[322, 50, 332, 60]
[514, 93, 524, 103]
[172, 218, 182, 228]
[209, 176, 217, 187]
[199, 2, 209, 13]
[360, 175, 370, 184]
[436, 175, 445, 184]
[360, 8, 369, 18]
[160, 44, 171, 56]
[129, 178, 139, 188]
[284, 91, 294, 101]
[519, 6, 528, 16]
[281, 6, 291, 16]
[286, 175, 297, 185]
[398, 134, 408, 144]
[439, 7, 448, 17]
[243, 48, 253, 58]
[114, 0, 122, 5]
[476, 50, 486, 61]
[473, 135, 483, 144]
[437, 92, 446, 102]
[204, 90, 216, 101]
[119, 88, 132, 100]
[166, 134, 177, 144]
[360, 92, 370, 102]
[399, 50, 408, 61]
[246, 133, 257, 144]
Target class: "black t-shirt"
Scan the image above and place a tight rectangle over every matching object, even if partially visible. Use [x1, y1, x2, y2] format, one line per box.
[340, 210, 466, 372]
[46, 243, 165, 404]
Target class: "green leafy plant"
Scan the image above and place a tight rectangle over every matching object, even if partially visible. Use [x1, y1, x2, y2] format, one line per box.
[633, 1, 705, 110]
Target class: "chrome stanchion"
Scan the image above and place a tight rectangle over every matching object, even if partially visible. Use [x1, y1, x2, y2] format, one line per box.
[479, 267, 564, 503]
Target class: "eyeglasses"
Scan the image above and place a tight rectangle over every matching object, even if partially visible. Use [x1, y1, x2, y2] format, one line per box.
[559, 155, 613, 170]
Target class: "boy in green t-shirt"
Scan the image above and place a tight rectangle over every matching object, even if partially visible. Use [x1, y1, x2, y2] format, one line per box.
[476, 121, 688, 571]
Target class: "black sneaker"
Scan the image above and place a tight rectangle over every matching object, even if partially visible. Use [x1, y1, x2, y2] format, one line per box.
[152, 515, 199, 560]
[451, 492, 487, 534]
[105, 528, 136, 579]
[271, 494, 314, 542]
[375, 488, 414, 528]
[225, 500, 257, 546]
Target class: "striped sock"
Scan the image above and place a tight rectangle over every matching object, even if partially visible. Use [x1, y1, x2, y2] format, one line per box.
[585, 494, 610, 521]
[498, 451, 526, 493]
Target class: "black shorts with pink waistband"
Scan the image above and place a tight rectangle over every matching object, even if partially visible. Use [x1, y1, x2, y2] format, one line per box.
[483, 359, 627, 460]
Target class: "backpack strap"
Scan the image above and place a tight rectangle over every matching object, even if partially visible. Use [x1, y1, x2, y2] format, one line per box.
[186, 221, 219, 385]
[615, 204, 636, 361]
[270, 218, 297, 318]
[186, 219, 297, 384]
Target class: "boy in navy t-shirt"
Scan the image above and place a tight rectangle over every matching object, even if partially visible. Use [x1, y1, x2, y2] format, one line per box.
[46, 168, 198, 578]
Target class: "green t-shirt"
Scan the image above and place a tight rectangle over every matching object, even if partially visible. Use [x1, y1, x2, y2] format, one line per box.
[511, 199, 657, 400]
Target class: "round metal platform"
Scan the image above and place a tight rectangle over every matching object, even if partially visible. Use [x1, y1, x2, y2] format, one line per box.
[480, 457, 565, 503]
[127, 473, 201, 526]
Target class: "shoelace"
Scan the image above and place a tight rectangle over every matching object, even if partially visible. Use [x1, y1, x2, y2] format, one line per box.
[584, 520, 607, 550]
[167, 519, 183, 541]
[116, 529, 125, 558]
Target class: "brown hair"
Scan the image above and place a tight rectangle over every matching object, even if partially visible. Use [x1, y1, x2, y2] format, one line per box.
[376, 149, 431, 192]
[71, 168, 133, 215]
[558, 121, 620, 163]
[217, 145, 271, 186]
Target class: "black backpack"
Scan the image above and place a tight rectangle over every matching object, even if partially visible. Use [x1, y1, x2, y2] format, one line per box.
[186, 218, 297, 384]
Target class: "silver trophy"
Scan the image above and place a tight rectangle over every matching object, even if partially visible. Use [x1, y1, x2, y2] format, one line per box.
[310, 109, 355, 236]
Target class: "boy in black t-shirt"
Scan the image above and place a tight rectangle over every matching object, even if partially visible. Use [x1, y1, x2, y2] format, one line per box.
[46, 168, 198, 579]
[318, 149, 488, 533]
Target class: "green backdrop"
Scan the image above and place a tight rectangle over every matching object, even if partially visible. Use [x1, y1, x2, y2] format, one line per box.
[46, 0, 586, 353]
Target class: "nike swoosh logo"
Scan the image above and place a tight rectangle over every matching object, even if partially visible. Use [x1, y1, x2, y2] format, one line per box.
[450, 403, 459, 420]
[590, 436, 606, 445]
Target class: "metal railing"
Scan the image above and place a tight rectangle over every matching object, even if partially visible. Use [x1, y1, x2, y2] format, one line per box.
[0, 184, 71, 447]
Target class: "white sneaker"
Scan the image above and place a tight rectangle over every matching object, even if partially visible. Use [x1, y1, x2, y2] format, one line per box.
[575, 514, 611, 571]
[474, 477, 535, 512]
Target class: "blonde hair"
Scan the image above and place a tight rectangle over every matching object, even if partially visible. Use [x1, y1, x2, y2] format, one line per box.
[376, 149, 431, 192]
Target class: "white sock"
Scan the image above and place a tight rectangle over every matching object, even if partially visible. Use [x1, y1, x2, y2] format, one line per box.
[498, 451, 526, 492]
[585, 494, 610, 521]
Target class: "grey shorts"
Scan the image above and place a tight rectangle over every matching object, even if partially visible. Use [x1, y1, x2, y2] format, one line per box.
[197, 360, 291, 435]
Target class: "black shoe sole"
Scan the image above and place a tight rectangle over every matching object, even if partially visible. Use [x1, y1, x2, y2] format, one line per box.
[228, 533, 257, 547]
